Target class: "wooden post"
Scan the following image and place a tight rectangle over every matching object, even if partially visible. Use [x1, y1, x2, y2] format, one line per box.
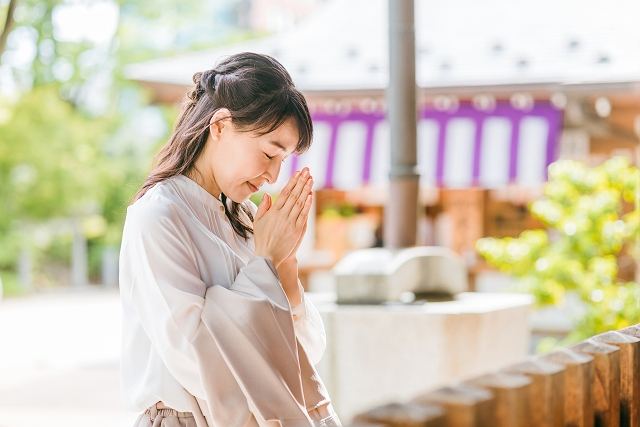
[465, 372, 532, 427]
[618, 324, 640, 339]
[411, 383, 496, 427]
[571, 339, 621, 427]
[540, 348, 594, 427]
[595, 330, 640, 427]
[503, 358, 565, 427]
[352, 401, 446, 427]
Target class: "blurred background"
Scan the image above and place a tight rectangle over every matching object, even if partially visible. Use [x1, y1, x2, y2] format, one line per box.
[0, 0, 639, 425]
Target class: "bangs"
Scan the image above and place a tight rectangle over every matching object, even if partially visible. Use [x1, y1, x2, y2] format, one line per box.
[234, 89, 313, 155]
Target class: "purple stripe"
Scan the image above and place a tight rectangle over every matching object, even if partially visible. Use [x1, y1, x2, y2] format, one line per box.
[508, 118, 521, 182]
[324, 120, 339, 188]
[435, 117, 449, 187]
[289, 155, 299, 177]
[472, 118, 485, 186]
[307, 102, 562, 188]
[311, 111, 384, 187]
[542, 102, 563, 180]
[362, 122, 376, 183]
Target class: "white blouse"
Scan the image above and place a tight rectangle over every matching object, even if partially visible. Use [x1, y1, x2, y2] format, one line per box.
[119, 173, 327, 414]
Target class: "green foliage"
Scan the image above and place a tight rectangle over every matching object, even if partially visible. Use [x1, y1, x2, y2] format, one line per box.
[0, 270, 26, 298]
[0, 83, 152, 272]
[320, 202, 358, 218]
[0, 0, 276, 288]
[476, 157, 640, 345]
[0, 85, 111, 219]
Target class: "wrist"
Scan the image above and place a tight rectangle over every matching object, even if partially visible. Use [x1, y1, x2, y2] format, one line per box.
[276, 257, 298, 272]
[278, 256, 298, 267]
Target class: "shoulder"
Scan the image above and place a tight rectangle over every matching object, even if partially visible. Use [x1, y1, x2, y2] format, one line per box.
[125, 186, 186, 236]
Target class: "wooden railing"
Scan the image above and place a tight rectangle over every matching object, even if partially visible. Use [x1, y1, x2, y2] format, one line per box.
[347, 324, 640, 427]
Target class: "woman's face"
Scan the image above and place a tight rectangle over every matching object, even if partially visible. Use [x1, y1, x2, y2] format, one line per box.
[206, 108, 300, 203]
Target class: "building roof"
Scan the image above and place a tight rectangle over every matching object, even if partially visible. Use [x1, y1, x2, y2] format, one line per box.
[124, 0, 640, 93]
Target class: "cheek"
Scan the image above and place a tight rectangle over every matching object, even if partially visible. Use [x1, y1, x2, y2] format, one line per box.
[229, 156, 265, 183]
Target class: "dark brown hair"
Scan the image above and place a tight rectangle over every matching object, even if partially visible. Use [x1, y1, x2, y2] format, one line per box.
[132, 52, 313, 240]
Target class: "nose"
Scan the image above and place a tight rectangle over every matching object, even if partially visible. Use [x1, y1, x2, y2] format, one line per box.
[264, 160, 282, 185]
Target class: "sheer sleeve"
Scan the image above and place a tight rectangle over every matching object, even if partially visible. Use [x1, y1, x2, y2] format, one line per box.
[291, 279, 327, 365]
[244, 199, 327, 365]
[119, 200, 283, 400]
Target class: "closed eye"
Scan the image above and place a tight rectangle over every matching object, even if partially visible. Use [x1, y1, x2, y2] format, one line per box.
[264, 152, 286, 163]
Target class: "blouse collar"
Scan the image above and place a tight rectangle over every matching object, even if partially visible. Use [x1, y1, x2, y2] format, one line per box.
[172, 174, 231, 211]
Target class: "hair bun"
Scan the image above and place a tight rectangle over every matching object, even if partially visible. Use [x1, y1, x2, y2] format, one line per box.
[186, 71, 204, 104]
[187, 69, 219, 105]
[200, 70, 219, 96]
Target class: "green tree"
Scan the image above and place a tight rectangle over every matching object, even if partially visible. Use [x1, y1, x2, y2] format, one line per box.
[476, 157, 640, 344]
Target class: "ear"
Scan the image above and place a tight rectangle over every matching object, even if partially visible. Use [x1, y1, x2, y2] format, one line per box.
[209, 108, 232, 140]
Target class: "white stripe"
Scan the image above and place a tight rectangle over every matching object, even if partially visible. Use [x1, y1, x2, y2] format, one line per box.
[332, 121, 368, 190]
[479, 117, 511, 188]
[517, 117, 549, 186]
[443, 118, 475, 187]
[369, 120, 390, 187]
[291, 121, 332, 190]
[417, 119, 439, 186]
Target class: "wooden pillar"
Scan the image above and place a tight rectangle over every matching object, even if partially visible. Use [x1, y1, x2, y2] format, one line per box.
[385, 0, 419, 249]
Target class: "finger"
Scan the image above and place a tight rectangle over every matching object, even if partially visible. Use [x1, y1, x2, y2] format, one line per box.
[296, 193, 313, 228]
[287, 177, 313, 220]
[274, 170, 301, 210]
[283, 172, 311, 214]
[283, 178, 313, 222]
[254, 193, 270, 221]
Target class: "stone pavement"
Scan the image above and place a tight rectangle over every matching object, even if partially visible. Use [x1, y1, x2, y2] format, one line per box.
[0, 287, 139, 427]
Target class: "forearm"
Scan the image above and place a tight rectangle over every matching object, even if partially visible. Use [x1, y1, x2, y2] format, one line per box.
[276, 258, 303, 310]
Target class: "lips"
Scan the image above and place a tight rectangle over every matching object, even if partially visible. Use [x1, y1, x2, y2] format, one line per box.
[248, 182, 258, 192]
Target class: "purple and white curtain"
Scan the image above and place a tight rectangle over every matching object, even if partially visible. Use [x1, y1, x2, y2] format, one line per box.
[263, 101, 563, 192]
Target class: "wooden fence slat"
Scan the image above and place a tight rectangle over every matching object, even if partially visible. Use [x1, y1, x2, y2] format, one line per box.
[503, 357, 565, 427]
[541, 348, 594, 427]
[411, 383, 496, 427]
[352, 401, 446, 427]
[345, 324, 640, 427]
[571, 339, 621, 427]
[594, 330, 640, 427]
[465, 372, 532, 427]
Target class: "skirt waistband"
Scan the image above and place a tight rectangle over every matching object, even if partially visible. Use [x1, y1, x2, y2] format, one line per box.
[144, 401, 194, 418]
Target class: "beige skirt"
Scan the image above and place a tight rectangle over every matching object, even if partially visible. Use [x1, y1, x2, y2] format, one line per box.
[132, 401, 197, 427]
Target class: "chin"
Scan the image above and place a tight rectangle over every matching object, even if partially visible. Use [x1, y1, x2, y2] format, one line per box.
[227, 190, 250, 204]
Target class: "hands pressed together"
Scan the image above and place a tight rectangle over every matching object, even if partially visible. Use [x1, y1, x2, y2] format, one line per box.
[253, 167, 313, 269]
